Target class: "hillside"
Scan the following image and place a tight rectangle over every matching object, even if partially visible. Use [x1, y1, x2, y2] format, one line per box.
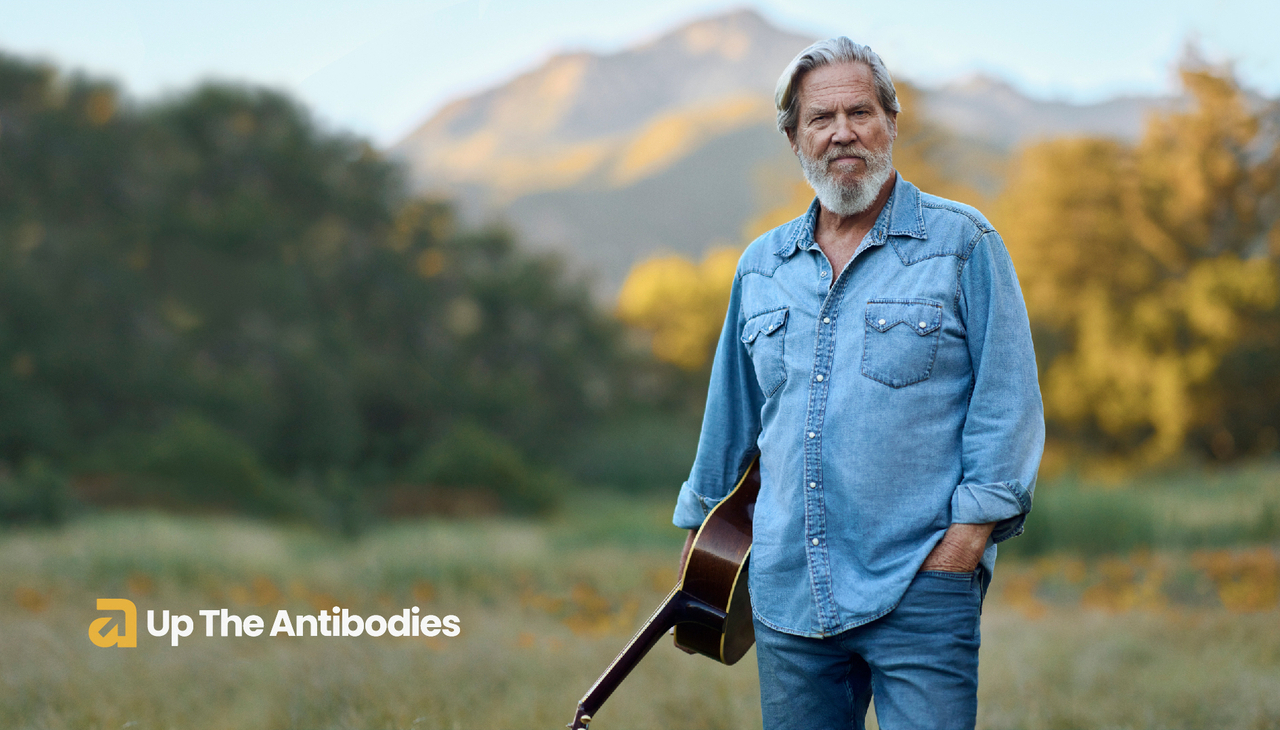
[390, 9, 1170, 296]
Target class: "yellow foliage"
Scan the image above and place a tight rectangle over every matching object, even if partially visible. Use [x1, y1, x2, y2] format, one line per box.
[1193, 548, 1280, 612]
[997, 64, 1280, 467]
[1079, 557, 1168, 613]
[616, 248, 740, 370]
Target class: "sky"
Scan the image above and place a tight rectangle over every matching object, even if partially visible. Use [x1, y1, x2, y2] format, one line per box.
[1, 0, 1276, 147]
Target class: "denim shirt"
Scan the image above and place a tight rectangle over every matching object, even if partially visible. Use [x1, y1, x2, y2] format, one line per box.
[673, 174, 1045, 638]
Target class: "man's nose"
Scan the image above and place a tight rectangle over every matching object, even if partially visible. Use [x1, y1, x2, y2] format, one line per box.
[830, 113, 856, 145]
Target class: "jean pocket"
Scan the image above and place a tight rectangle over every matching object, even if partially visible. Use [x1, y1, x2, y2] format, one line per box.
[861, 299, 943, 388]
[917, 569, 975, 581]
[742, 307, 788, 396]
[913, 569, 982, 598]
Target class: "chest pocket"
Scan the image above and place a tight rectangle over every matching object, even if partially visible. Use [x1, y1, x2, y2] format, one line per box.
[741, 307, 788, 397]
[861, 299, 943, 388]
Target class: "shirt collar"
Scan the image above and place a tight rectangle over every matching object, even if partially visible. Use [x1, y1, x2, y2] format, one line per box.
[774, 173, 927, 258]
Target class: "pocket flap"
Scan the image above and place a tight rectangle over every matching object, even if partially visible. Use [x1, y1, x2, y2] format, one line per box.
[741, 307, 789, 344]
[865, 300, 942, 335]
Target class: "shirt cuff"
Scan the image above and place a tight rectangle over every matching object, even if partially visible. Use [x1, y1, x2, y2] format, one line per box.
[672, 481, 724, 530]
[951, 480, 1032, 543]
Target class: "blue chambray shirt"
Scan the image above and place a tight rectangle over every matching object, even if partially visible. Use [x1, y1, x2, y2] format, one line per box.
[673, 174, 1045, 638]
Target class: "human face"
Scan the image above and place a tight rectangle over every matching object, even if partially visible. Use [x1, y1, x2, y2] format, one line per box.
[788, 62, 897, 216]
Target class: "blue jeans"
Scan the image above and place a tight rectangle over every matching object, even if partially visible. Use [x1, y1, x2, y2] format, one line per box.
[754, 569, 984, 730]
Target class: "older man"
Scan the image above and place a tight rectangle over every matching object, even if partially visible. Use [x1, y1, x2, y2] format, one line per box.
[673, 38, 1044, 729]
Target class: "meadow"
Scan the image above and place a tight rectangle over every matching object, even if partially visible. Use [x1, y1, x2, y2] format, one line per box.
[3, 463, 1280, 730]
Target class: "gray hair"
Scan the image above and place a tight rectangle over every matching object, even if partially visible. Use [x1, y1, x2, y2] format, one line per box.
[774, 37, 900, 135]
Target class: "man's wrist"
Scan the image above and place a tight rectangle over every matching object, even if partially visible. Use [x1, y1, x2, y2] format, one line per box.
[920, 522, 995, 572]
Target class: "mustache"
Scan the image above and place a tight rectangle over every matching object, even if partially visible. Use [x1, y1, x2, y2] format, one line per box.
[824, 145, 869, 162]
[814, 143, 896, 170]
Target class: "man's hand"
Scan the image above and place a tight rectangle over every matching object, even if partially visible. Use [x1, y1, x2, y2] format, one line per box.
[920, 522, 995, 573]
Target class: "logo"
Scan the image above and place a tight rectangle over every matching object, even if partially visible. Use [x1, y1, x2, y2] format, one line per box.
[86, 598, 461, 646]
[88, 598, 137, 648]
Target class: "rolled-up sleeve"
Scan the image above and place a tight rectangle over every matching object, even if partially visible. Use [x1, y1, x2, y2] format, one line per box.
[952, 230, 1044, 543]
[672, 270, 766, 530]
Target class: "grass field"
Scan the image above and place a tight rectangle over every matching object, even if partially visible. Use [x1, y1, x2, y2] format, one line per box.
[3, 466, 1280, 729]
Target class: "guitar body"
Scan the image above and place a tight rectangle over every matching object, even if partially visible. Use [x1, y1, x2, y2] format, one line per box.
[673, 456, 759, 664]
[568, 456, 760, 729]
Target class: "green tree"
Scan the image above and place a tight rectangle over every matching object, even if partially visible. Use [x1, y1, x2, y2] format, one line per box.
[0, 52, 673, 516]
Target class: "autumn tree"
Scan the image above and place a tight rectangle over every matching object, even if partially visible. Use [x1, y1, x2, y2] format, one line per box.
[615, 248, 739, 371]
[997, 62, 1280, 469]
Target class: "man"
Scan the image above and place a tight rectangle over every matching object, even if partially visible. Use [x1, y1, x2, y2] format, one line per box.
[673, 37, 1044, 729]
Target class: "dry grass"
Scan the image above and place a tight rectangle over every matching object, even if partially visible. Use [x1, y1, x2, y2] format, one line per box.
[2, 493, 1279, 730]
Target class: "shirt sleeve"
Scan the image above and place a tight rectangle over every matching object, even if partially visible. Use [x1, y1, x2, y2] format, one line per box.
[952, 230, 1045, 543]
[672, 270, 766, 530]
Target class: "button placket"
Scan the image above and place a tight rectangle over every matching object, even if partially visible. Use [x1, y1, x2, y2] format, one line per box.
[792, 210, 894, 634]
[805, 223, 884, 633]
[804, 264, 850, 621]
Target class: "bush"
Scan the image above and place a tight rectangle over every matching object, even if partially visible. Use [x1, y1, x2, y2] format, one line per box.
[403, 422, 564, 515]
[117, 416, 291, 516]
[0, 458, 72, 526]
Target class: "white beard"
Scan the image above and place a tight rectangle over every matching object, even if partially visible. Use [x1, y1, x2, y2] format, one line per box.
[798, 143, 895, 217]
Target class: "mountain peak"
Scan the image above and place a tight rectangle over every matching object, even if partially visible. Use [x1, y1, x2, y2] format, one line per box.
[392, 8, 813, 193]
[662, 7, 777, 60]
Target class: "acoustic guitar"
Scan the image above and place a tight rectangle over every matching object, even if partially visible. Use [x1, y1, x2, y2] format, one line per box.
[567, 456, 760, 729]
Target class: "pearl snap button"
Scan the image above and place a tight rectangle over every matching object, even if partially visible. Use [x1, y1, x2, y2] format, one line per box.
[809, 482, 816, 488]
[815, 374, 824, 382]
[808, 432, 815, 439]
[823, 317, 830, 324]
[919, 321, 927, 328]
[878, 318, 886, 325]
[811, 538, 819, 546]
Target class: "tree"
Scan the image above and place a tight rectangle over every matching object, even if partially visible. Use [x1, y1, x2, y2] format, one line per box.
[0, 52, 666, 516]
[616, 248, 739, 371]
[996, 62, 1280, 469]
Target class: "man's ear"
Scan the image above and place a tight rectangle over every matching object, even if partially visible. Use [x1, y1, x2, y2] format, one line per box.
[786, 127, 799, 156]
[888, 111, 898, 141]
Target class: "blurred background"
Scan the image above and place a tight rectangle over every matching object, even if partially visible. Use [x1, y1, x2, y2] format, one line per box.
[1, 2, 1278, 728]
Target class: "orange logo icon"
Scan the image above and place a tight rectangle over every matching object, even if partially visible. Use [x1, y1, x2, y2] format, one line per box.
[89, 598, 137, 648]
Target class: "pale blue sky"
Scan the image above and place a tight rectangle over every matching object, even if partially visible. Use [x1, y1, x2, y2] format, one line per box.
[1, 0, 1275, 146]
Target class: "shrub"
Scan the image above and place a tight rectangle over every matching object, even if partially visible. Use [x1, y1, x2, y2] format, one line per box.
[118, 416, 291, 516]
[0, 458, 72, 526]
[403, 422, 564, 515]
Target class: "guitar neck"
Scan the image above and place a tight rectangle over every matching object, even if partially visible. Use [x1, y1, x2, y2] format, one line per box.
[568, 586, 727, 729]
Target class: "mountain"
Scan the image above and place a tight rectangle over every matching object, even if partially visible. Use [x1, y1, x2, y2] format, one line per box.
[390, 9, 1172, 298]
[396, 9, 806, 196]
[391, 9, 810, 295]
[921, 74, 1170, 149]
